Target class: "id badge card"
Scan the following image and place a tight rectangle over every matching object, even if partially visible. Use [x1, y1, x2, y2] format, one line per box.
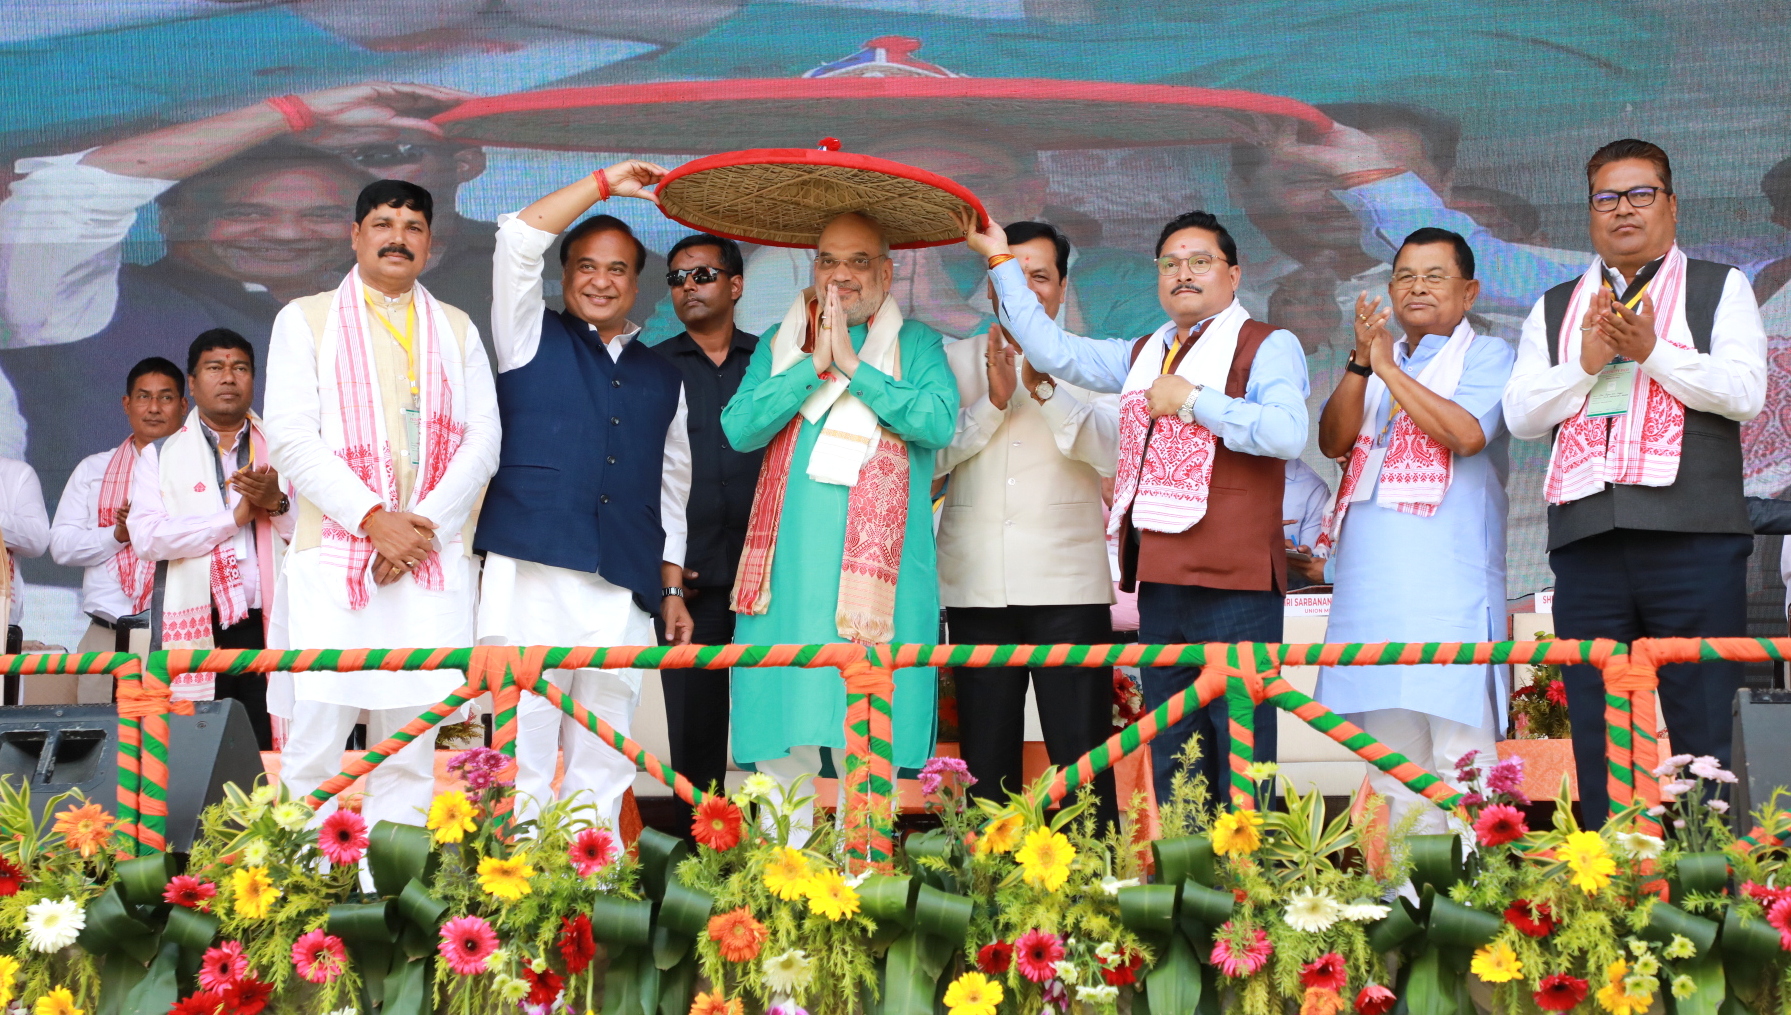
[402, 407, 421, 465]
[1586, 360, 1638, 419]
[1349, 446, 1388, 503]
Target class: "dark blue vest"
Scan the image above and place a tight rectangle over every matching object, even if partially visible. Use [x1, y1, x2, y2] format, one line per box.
[474, 309, 683, 614]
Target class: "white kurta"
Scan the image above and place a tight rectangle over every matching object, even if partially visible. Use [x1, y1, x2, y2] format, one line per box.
[263, 286, 501, 716]
[1315, 330, 1516, 728]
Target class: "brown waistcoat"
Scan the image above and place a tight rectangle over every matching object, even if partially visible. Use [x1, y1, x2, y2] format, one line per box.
[1119, 318, 1287, 593]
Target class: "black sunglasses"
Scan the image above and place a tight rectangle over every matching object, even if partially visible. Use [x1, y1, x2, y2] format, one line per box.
[666, 266, 730, 287]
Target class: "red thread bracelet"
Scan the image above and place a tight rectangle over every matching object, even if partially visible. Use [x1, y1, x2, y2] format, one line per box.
[264, 94, 316, 133]
[592, 170, 611, 202]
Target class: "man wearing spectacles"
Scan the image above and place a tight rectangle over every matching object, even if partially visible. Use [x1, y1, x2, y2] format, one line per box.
[722, 211, 958, 835]
[648, 232, 763, 838]
[1503, 139, 1768, 826]
[1314, 228, 1514, 835]
[473, 163, 695, 832]
[965, 208, 1309, 816]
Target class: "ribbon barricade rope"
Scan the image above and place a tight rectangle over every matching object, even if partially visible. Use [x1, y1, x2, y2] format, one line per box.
[59, 636, 1791, 864]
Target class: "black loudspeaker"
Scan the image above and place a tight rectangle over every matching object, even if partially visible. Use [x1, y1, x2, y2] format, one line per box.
[0, 698, 265, 852]
[1732, 689, 1791, 829]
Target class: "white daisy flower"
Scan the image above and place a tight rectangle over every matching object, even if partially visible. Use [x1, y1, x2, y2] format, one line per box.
[241, 838, 269, 866]
[24, 897, 85, 953]
[1340, 901, 1391, 922]
[1052, 960, 1080, 984]
[737, 773, 779, 801]
[1099, 876, 1140, 896]
[1617, 832, 1664, 860]
[271, 801, 312, 832]
[1282, 888, 1342, 933]
[763, 949, 814, 994]
[1076, 985, 1120, 1004]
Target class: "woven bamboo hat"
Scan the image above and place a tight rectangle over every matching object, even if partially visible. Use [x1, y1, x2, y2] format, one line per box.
[652, 142, 987, 249]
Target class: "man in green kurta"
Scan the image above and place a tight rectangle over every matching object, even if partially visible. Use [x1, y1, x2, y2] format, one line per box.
[722, 212, 957, 828]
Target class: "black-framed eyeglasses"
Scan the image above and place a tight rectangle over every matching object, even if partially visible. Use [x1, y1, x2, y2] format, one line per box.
[336, 143, 437, 168]
[1589, 186, 1668, 212]
[666, 266, 729, 287]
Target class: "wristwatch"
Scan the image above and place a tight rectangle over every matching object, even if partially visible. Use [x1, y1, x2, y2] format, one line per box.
[269, 493, 291, 517]
[662, 587, 686, 599]
[1032, 380, 1056, 403]
[1175, 384, 1204, 424]
[1345, 352, 1373, 377]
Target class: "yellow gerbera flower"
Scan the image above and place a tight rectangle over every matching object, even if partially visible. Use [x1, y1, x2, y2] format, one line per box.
[1559, 830, 1618, 895]
[1212, 808, 1264, 856]
[762, 847, 813, 901]
[478, 854, 536, 900]
[33, 986, 81, 1015]
[943, 971, 1004, 1015]
[427, 790, 479, 845]
[1596, 959, 1653, 1015]
[974, 813, 1024, 856]
[230, 866, 281, 919]
[0, 955, 17, 1008]
[1015, 826, 1075, 892]
[804, 869, 861, 922]
[1470, 942, 1523, 983]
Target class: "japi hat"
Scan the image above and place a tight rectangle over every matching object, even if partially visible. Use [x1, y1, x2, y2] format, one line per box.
[651, 141, 987, 249]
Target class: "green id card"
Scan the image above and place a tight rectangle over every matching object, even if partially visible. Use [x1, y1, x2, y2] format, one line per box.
[402, 406, 420, 465]
[1586, 360, 1638, 418]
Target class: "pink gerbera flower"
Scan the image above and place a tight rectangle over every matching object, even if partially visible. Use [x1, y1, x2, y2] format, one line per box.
[1210, 923, 1273, 978]
[438, 914, 500, 975]
[1013, 928, 1065, 983]
[1768, 897, 1791, 950]
[291, 929, 348, 984]
[319, 809, 369, 867]
[1473, 804, 1528, 847]
[198, 940, 249, 991]
[569, 827, 617, 877]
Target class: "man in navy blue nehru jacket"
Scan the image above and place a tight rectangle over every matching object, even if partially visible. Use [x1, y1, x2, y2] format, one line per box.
[476, 160, 694, 831]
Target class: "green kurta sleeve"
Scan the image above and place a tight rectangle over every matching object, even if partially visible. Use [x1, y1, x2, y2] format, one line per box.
[720, 322, 822, 452]
[842, 321, 958, 451]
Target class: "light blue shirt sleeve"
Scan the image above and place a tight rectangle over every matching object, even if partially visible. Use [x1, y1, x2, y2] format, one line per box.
[1333, 173, 1585, 312]
[990, 258, 1133, 392]
[1190, 329, 1310, 460]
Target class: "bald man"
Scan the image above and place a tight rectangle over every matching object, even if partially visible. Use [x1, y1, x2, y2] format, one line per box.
[721, 211, 959, 832]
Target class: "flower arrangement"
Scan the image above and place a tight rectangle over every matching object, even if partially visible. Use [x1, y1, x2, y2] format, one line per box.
[1510, 631, 1572, 739]
[5, 735, 1791, 1015]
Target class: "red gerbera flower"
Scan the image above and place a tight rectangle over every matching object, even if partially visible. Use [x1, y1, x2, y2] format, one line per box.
[1356, 983, 1396, 1015]
[198, 940, 249, 992]
[525, 967, 565, 1006]
[976, 941, 1012, 975]
[1504, 900, 1556, 938]
[569, 827, 618, 877]
[1014, 928, 1064, 983]
[1101, 951, 1145, 987]
[0, 857, 23, 896]
[318, 809, 369, 867]
[164, 874, 217, 910]
[1299, 952, 1347, 992]
[169, 990, 225, 1015]
[691, 796, 744, 852]
[1473, 804, 1528, 847]
[1533, 973, 1590, 1012]
[221, 976, 274, 1015]
[559, 914, 596, 975]
[1544, 680, 1568, 706]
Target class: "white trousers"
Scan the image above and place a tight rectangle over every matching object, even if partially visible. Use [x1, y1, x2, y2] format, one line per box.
[1348, 708, 1498, 835]
[281, 700, 439, 829]
[477, 555, 653, 831]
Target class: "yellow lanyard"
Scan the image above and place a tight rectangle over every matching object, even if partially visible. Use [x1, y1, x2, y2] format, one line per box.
[1161, 336, 1181, 375]
[364, 291, 418, 397]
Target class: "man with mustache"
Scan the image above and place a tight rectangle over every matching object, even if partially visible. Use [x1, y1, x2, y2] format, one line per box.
[1313, 228, 1513, 834]
[1503, 140, 1768, 825]
[265, 179, 501, 829]
[724, 211, 958, 834]
[474, 164, 694, 831]
[965, 209, 1309, 815]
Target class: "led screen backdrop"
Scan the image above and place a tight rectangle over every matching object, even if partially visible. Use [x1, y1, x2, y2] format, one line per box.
[1, 0, 1789, 648]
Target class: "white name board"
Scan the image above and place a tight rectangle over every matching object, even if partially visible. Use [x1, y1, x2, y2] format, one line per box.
[1284, 592, 1332, 617]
